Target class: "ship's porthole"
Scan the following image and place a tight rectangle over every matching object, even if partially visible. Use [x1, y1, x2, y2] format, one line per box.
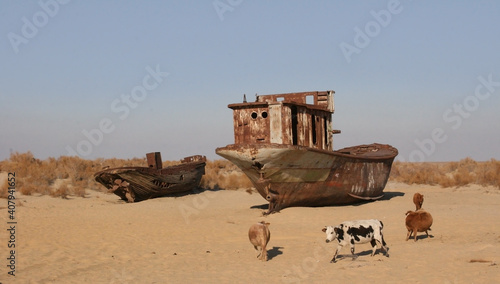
[261, 111, 268, 118]
[251, 112, 258, 119]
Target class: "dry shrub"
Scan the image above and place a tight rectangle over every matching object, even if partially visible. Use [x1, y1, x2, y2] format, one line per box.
[217, 171, 253, 190]
[1, 152, 119, 197]
[200, 159, 253, 190]
[0, 151, 211, 198]
[475, 159, 500, 188]
[6, 151, 497, 198]
[162, 159, 181, 168]
[51, 183, 70, 199]
[19, 184, 37, 196]
[390, 161, 442, 185]
[0, 176, 8, 199]
[391, 158, 500, 189]
[452, 167, 475, 186]
[73, 185, 87, 198]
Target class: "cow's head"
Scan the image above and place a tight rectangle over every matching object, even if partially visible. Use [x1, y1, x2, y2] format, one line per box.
[322, 226, 339, 243]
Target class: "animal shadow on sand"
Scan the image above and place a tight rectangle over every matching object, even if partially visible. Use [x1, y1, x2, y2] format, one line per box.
[345, 191, 405, 208]
[250, 191, 404, 210]
[379, 191, 405, 201]
[111, 187, 222, 203]
[413, 234, 434, 241]
[250, 204, 269, 210]
[335, 248, 387, 262]
[267, 247, 284, 260]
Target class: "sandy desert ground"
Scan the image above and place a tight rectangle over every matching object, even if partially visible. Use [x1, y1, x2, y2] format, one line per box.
[1, 181, 499, 283]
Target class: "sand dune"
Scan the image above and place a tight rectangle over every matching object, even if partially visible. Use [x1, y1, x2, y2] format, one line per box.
[1, 182, 499, 283]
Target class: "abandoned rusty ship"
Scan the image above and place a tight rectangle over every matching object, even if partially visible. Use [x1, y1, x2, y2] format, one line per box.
[216, 90, 398, 214]
[94, 153, 206, 202]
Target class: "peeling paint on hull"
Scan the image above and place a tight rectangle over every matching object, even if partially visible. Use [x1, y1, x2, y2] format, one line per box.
[216, 90, 398, 214]
[216, 143, 397, 214]
[94, 154, 206, 202]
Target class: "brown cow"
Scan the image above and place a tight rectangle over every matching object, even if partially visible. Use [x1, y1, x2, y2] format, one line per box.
[405, 210, 433, 241]
[413, 193, 424, 210]
[248, 221, 271, 261]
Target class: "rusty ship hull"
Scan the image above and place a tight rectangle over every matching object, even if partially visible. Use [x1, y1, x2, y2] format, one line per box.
[94, 153, 206, 202]
[216, 90, 398, 214]
[216, 143, 397, 213]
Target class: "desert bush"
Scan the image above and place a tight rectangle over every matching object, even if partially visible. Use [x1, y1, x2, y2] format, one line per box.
[452, 166, 475, 186]
[200, 159, 253, 190]
[2, 152, 499, 200]
[390, 158, 500, 189]
[19, 184, 37, 196]
[0, 152, 134, 198]
[51, 183, 70, 199]
[0, 176, 8, 199]
[0, 152, 231, 198]
[390, 161, 442, 185]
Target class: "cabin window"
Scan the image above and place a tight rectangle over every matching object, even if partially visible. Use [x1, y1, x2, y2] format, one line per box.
[261, 111, 268, 118]
[306, 95, 314, 105]
[251, 112, 258, 119]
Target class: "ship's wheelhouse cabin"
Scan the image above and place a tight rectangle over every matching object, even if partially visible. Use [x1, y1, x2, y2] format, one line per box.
[227, 90, 339, 151]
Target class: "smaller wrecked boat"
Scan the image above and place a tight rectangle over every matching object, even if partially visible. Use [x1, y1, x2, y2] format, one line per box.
[216, 90, 398, 214]
[94, 152, 206, 202]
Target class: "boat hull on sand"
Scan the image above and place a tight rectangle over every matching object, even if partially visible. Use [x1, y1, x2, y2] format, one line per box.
[216, 143, 397, 214]
[94, 154, 206, 202]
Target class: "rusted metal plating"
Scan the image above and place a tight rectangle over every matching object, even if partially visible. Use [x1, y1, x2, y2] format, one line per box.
[216, 90, 398, 214]
[94, 152, 206, 202]
[229, 91, 338, 150]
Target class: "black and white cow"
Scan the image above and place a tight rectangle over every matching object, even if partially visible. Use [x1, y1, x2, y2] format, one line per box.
[322, 219, 389, 263]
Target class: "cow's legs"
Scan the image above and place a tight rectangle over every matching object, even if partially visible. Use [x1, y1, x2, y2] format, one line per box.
[382, 238, 389, 256]
[370, 239, 377, 256]
[349, 243, 358, 260]
[375, 237, 389, 256]
[369, 239, 390, 257]
[330, 245, 343, 263]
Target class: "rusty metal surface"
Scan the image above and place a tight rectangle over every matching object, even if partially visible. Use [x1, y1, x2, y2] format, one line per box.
[227, 91, 338, 151]
[216, 90, 398, 214]
[94, 153, 206, 202]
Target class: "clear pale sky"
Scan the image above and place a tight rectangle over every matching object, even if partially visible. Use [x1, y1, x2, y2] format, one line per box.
[1, 0, 499, 162]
